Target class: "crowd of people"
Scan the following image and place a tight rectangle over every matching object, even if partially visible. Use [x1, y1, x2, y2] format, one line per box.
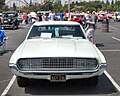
[0, 10, 99, 52]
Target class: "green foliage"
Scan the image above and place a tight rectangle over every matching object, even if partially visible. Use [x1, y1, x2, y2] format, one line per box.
[0, 0, 5, 8]
[0, 0, 120, 13]
[111, 0, 114, 5]
[106, 0, 110, 5]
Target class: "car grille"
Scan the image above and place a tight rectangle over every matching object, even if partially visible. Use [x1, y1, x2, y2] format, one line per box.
[17, 58, 98, 71]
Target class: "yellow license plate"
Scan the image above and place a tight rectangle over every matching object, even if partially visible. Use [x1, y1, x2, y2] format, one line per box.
[50, 74, 66, 82]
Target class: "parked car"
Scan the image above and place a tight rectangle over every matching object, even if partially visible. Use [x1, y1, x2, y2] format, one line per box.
[2, 11, 19, 29]
[71, 13, 84, 25]
[9, 21, 107, 87]
[112, 12, 120, 21]
[0, 13, 2, 17]
[97, 13, 109, 22]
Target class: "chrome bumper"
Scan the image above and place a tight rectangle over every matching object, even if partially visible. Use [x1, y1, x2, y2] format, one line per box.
[9, 63, 107, 80]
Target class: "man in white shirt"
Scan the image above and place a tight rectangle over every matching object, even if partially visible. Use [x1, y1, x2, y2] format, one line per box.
[49, 11, 54, 21]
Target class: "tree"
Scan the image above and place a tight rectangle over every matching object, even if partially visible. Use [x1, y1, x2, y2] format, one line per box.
[4, 0, 119, 14]
[0, 0, 5, 9]
[111, 0, 114, 5]
[106, 0, 110, 5]
[29, 0, 32, 6]
[107, 5, 112, 11]
[13, 2, 17, 11]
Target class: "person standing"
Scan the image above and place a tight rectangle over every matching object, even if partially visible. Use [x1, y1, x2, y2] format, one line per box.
[28, 14, 32, 24]
[59, 13, 64, 21]
[38, 13, 42, 21]
[22, 12, 27, 24]
[42, 13, 46, 21]
[84, 11, 90, 29]
[0, 28, 6, 46]
[86, 11, 96, 45]
[115, 12, 118, 22]
[0, 15, 3, 29]
[49, 11, 54, 21]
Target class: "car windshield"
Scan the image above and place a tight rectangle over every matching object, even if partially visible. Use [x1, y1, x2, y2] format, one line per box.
[2, 13, 17, 18]
[27, 25, 86, 39]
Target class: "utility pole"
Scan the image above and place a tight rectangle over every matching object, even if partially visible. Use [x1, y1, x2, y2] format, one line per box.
[30, 0, 32, 6]
[19, 0, 20, 14]
[68, 0, 70, 18]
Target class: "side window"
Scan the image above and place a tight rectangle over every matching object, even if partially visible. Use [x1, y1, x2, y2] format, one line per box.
[38, 27, 42, 31]
[55, 28, 59, 37]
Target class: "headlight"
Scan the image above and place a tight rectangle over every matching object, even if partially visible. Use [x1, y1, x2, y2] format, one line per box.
[8, 19, 11, 21]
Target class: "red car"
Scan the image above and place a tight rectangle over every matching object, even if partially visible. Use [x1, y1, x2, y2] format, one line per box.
[97, 13, 108, 22]
[71, 14, 84, 25]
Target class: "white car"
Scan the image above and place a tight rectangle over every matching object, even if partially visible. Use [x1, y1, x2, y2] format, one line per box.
[9, 21, 107, 87]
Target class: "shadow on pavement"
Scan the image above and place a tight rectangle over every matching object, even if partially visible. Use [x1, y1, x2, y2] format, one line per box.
[24, 74, 117, 95]
[0, 49, 14, 56]
[96, 43, 104, 47]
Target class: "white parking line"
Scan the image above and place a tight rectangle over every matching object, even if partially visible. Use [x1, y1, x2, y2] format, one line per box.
[101, 37, 120, 93]
[1, 72, 120, 95]
[1, 75, 16, 96]
[109, 26, 118, 30]
[101, 50, 120, 52]
[0, 79, 10, 84]
[100, 37, 120, 52]
[104, 70, 120, 92]
[112, 37, 120, 41]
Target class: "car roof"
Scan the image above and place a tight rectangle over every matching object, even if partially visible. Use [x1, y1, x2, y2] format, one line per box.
[0, 13, 2, 16]
[33, 21, 80, 26]
[2, 11, 17, 14]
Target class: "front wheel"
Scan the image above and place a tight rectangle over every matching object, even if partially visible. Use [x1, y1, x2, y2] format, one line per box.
[16, 25, 19, 29]
[17, 76, 29, 87]
[11, 23, 15, 29]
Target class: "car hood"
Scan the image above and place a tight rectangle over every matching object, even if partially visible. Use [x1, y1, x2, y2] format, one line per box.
[20, 38, 99, 58]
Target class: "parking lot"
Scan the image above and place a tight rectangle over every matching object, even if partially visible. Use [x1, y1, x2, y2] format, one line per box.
[0, 20, 120, 96]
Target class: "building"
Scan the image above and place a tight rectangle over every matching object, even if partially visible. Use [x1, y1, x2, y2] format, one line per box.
[5, 0, 28, 7]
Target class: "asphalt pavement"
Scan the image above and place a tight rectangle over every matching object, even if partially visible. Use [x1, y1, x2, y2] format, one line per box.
[0, 20, 120, 96]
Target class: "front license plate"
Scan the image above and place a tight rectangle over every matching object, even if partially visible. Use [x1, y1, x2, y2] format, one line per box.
[50, 74, 66, 82]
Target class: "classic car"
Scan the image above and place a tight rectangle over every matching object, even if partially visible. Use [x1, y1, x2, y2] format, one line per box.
[9, 21, 107, 87]
[2, 11, 19, 29]
[71, 13, 84, 25]
[97, 13, 109, 22]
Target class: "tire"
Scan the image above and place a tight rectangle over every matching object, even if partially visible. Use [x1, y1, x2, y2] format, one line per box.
[12, 24, 15, 29]
[16, 21, 19, 29]
[84, 76, 99, 86]
[17, 76, 29, 87]
[16, 25, 19, 29]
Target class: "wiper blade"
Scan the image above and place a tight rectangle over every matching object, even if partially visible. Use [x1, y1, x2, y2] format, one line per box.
[53, 36, 83, 39]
